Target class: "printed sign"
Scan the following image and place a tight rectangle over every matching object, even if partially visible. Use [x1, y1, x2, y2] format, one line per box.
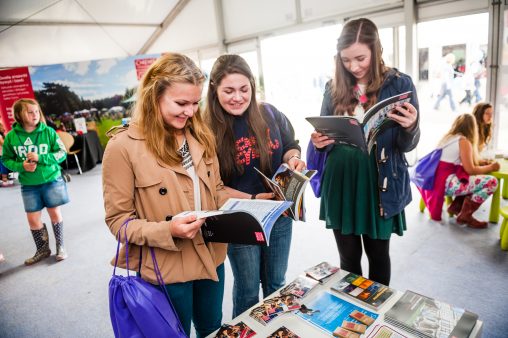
[0, 67, 35, 131]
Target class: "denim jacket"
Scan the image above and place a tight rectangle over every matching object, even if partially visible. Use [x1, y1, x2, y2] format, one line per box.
[320, 69, 420, 218]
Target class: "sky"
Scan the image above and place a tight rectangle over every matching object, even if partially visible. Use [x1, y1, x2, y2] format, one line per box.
[29, 53, 160, 101]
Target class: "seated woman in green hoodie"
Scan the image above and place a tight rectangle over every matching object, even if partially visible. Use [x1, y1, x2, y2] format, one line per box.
[2, 98, 69, 265]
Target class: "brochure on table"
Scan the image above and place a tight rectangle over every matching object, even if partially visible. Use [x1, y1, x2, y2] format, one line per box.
[211, 269, 483, 338]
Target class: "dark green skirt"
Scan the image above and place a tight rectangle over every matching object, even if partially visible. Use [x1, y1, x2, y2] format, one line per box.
[319, 144, 406, 240]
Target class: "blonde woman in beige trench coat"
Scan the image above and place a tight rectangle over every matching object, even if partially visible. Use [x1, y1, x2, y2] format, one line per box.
[102, 53, 231, 338]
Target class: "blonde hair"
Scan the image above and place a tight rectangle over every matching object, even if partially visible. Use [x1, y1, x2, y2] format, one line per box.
[132, 53, 215, 165]
[439, 113, 479, 165]
[12, 98, 47, 127]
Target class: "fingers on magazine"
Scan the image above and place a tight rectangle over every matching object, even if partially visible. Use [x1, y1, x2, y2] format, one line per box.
[254, 164, 317, 222]
[306, 91, 413, 154]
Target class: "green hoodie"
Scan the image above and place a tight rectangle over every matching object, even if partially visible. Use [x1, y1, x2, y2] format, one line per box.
[2, 122, 67, 186]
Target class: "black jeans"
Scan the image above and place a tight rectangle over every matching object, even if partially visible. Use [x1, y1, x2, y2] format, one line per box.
[332, 230, 391, 285]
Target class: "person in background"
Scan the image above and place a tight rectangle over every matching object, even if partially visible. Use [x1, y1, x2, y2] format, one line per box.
[309, 18, 419, 285]
[102, 53, 230, 337]
[1, 98, 69, 264]
[434, 53, 457, 112]
[0, 120, 14, 186]
[420, 114, 499, 228]
[205, 54, 306, 317]
[472, 102, 493, 153]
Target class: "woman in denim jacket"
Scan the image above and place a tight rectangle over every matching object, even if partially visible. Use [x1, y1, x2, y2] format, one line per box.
[309, 18, 420, 285]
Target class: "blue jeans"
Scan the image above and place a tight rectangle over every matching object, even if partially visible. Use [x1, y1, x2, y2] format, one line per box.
[228, 216, 293, 318]
[164, 264, 225, 338]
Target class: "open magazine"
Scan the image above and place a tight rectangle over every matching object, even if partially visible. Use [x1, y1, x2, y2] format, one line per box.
[175, 198, 292, 246]
[306, 91, 412, 154]
[254, 164, 317, 221]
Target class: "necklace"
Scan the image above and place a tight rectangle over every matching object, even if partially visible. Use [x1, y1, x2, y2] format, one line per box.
[353, 84, 367, 120]
[354, 84, 368, 104]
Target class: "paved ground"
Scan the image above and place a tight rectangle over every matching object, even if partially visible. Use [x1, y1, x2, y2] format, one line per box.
[1, 164, 507, 337]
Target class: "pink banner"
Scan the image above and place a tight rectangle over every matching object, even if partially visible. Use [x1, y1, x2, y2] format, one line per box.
[134, 57, 157, 81]
[0, 67, 35, 131]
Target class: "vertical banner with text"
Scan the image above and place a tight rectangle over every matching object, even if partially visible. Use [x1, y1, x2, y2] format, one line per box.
[0, 67, 35, 131]
[134, 57, 157, 81]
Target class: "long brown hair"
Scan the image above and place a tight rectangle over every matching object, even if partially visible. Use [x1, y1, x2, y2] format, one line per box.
[331, 18, 388, 115]
[439, 113, 479, 165]
[131, 53, 215, 166]
[472, 102, 492, 151]
[12, 98, 47, 127]
[204, 54, 271, 183]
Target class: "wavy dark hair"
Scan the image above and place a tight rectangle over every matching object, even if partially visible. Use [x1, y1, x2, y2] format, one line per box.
[204, 54, 271, 183]
[331, 18, 388, 115]
[472, 102, 492, 151]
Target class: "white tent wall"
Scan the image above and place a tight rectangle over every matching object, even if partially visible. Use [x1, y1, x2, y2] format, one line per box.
[0, 0, 489, 69]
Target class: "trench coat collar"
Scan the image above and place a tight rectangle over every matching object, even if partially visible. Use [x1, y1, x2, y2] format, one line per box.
[127, 122, 211, 191]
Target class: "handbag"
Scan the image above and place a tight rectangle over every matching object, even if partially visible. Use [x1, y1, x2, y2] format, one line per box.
[306, 139, 328, 197]
[410, 139, 457, 190]
[109, 219, 187, 338]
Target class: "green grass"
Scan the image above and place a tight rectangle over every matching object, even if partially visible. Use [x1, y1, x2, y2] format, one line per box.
[96, 118, 122, 147]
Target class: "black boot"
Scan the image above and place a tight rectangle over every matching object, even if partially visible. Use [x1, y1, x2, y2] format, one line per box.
[52, 221, 68, 261]
[25, 224, 51, 265]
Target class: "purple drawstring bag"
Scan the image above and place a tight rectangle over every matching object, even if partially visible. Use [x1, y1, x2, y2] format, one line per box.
[409, 148, 443, 190]
[306, 140, 328, 197]
[109, 219, 187, 338]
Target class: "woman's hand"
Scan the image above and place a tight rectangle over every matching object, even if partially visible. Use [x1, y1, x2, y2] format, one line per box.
[388, 102, 418, 129]
[252, 192, 276, 200]
[287, 155, 306, 172]
[311, 131, 334, 149]
[23, 159, 37, 172]
[170, 214, 205, 239]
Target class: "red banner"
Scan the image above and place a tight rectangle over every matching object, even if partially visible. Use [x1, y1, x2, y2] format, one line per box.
[0, 67, 35, 131]
[134, 57, 157, 81]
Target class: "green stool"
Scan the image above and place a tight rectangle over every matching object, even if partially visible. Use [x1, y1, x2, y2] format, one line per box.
[500, 206, 508, 251]
[419, 196, 454, 216]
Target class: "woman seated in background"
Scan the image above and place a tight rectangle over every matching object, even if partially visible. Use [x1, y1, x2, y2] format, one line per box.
[421, 114, 499, 228]
[472, 102, 493, 153]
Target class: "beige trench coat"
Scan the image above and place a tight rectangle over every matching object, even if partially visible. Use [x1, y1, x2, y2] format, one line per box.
[102, 123, 229, 284]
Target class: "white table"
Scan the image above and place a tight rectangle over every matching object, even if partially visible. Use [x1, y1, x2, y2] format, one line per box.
[209, 269, 483, 337]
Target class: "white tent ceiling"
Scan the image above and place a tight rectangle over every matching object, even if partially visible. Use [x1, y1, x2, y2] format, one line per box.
[0, 0, 407, 68]
[0, 0, 487, 68]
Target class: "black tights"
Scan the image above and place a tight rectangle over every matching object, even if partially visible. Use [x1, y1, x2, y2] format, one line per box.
[332, 230, 391, 285]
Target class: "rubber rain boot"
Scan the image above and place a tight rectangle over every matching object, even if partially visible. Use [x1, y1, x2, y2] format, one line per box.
[456, 196, 488, 229]
[52, 221, 68, 261]
[25, 224, 51, 265]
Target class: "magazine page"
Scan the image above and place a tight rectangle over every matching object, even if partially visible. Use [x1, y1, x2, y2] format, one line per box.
[384, 290, 478, 338]
[255, 165, 316, 221]
[331, 272, 395, 310]
[362, 91, 412, 153]
[295, 291, 378, 335]
[220, 198, 292, 236]
[272, 164, 310, 221]
[305, 116, 366, 153]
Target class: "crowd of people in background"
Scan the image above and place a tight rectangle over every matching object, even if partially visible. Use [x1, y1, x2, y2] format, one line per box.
[0, 16, 501, 338]
[433, 50, 486, 113]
